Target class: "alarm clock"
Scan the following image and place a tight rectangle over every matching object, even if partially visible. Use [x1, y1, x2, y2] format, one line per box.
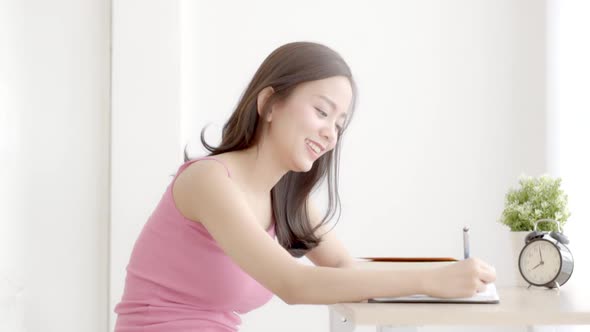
[518, 219, 574, 288]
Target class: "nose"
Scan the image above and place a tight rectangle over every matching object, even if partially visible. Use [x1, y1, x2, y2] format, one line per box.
[320, 123, 338, 148]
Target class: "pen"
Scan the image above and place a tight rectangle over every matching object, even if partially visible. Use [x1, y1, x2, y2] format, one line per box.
[463, 226, 470, 259]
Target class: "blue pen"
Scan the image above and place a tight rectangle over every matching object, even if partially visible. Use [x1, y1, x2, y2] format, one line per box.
[463, 226, 470, 259]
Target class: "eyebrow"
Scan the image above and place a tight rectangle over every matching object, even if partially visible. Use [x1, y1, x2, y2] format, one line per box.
[315, 95, 348, 119]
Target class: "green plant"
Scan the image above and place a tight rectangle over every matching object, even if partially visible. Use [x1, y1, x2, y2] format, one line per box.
[499, 174, 571, 232]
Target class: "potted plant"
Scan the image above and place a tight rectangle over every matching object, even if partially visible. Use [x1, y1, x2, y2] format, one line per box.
[499, 174, 571, 286]
[499, 174, 571, 232]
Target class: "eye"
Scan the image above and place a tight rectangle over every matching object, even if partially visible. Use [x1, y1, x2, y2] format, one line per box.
[315, 107, 328, 117]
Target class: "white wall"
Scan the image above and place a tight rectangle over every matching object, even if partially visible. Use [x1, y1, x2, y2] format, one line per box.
[1, 0, 111, 331]
[5, 1, 586, 331]
[109, 1, 589, 332]
[546, 0, 590, 283]
[109, 0, 182, 330]
[1, 1, 26, 330]
[179, 1, 545, 331]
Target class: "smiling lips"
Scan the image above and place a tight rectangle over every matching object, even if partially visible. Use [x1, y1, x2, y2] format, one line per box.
[305, 138, 325, 156]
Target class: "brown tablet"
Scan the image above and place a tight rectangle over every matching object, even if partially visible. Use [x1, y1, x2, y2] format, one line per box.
[358, 257, 458, 262]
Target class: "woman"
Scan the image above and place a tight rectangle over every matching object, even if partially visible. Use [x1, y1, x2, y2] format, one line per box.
[114, 41, 496, 331]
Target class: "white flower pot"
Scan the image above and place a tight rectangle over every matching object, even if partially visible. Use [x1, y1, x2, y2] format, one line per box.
[509, 231, 531, 287]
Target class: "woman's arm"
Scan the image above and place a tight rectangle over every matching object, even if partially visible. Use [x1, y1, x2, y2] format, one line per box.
[174, 160, 495, 305]
[287, 257, 494, 304]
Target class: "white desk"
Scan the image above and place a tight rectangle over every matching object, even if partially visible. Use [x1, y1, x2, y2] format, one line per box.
[328, 263, 590, 332]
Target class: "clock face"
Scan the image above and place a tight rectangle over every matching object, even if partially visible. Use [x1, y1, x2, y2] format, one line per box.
[519, 239, 562, 286]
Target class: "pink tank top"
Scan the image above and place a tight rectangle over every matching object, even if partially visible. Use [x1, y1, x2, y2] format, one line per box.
[114, 157, 276, 332]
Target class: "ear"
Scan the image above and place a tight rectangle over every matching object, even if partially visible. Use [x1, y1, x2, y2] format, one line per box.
[257, 86, 275, 122]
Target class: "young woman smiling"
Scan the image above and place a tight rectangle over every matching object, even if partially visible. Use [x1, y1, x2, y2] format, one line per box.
[113, 41, 496, 332]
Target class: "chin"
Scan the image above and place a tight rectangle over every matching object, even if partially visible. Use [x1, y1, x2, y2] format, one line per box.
[292, 161, 313, 173]
[291, 155, 314, 173]
[301, 163, 314, 173]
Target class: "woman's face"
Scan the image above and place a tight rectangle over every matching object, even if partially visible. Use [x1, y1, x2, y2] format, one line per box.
[266, 76, 353, 172]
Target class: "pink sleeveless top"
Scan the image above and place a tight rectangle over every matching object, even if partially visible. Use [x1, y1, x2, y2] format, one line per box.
[114, 157, 276, 332]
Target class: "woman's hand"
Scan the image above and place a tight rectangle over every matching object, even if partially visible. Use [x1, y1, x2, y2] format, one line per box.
[422, 257, 496, 298]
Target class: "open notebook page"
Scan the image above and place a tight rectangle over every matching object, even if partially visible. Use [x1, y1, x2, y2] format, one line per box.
[369, 283, 499, 304]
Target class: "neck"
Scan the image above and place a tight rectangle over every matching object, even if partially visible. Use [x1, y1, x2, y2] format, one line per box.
[231, 143, 288, 196]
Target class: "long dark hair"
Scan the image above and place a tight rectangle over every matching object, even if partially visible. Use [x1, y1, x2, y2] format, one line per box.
[185, 42, 357, 257]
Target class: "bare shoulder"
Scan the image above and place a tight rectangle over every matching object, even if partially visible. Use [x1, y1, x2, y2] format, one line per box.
[171, 157, 301, 303]
[172, 158, 235, 222]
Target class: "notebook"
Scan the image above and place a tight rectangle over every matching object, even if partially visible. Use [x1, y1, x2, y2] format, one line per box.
[369, 283, 499, 304]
